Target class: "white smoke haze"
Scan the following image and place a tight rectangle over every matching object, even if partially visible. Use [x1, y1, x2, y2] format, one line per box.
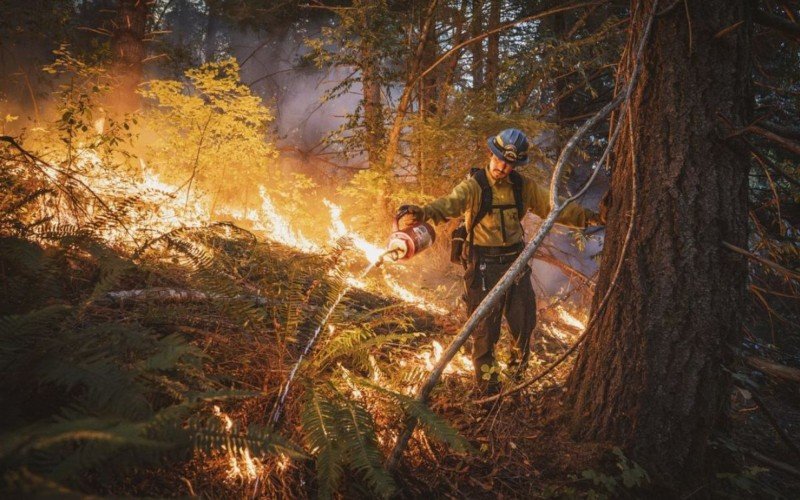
[227, 20, 367, 172]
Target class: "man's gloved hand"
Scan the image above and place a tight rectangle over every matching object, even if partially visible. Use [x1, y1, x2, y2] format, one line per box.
[396, 204, 425, 230]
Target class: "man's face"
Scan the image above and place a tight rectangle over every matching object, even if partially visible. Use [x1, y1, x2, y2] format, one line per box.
[489, 154, 513, 181]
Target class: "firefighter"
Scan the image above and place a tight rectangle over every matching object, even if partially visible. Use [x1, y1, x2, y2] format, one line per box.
[399, 128, 602, 396]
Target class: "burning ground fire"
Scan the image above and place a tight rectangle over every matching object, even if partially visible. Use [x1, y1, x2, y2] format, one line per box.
[56, 149, 583, 484]
[64, 148, 447, 315]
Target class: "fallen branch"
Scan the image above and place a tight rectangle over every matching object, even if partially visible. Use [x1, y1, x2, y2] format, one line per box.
[746, 356, 800, 383]
[747, 125, 800, 157]
[386, 0, 659, 469]
[753, 9, 800, 40]
[760, 121, 800, 141]
[748, 450, 800, 479]
[534, 252, 595, 287]
[722, 241, 800, 282]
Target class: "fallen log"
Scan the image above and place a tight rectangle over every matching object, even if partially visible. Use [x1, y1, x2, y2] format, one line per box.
[98, 288, 271, 306]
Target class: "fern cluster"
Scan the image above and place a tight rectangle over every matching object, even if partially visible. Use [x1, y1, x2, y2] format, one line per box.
[2, 134, 473, 498]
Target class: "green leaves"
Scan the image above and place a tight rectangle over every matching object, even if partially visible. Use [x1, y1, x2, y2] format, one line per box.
[301, 383, 397, 499]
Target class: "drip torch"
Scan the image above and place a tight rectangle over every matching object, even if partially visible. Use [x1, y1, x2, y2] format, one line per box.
[378, 205, 436, 265]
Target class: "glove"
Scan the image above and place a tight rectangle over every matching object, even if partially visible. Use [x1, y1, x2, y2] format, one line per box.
[396, 204, 425, 231]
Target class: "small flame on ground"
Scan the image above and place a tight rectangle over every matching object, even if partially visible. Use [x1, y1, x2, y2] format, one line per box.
[418, 340, 473, 375]
[557, 306, 586, 330]
[383, 272, 448, 315]
[213, 406, 264, 482]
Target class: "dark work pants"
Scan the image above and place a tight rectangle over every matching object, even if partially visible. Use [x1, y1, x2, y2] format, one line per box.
[464, 255, 536, 387]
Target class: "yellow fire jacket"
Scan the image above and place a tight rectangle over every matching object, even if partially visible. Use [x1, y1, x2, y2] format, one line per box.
[422, 165, 594, 247]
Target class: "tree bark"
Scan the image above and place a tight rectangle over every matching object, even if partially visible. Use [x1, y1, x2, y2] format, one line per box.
[469, 0, 484, 90]
[360, 40, 384, 168]
[564, 0, 752, 489]
[382, 0, 439, 171]
[111, 0, 151, 111]
[203, 0, 221, 63]
[485, 0, 500, 101]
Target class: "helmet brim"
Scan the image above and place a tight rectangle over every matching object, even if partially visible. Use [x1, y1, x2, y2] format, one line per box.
[487, 136, 529, 167]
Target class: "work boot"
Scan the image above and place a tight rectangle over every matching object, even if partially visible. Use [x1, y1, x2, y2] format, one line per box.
[476, 379, 501, 398]
[508, 359, 527, 382]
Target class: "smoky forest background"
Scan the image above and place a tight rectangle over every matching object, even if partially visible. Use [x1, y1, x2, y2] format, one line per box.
[1, 0, 799, 498]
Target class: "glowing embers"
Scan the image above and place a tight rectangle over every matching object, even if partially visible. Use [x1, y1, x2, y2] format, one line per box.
[212, 405, 265, 483]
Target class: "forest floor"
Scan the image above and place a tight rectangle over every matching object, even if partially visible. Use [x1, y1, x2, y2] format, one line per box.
[83, 234, 800, 499]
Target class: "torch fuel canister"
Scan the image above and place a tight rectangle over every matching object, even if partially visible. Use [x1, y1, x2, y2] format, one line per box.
[386, 213, 436, 262]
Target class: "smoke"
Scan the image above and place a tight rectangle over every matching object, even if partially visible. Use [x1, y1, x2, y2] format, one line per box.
[226, 20, 365, 165]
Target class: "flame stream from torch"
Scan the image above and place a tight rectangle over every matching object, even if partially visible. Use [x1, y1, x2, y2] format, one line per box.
[386, 0, 658, 469]
[268, 249, 403, 426]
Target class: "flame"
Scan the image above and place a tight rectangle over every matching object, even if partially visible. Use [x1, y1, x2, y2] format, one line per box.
[213, 406, 264, 482]
[382, 273, 448, 315]
[61, 149, 209, 244]
[556, 306, 586, 330]
[324, 199, 385, 263]
[418, 339, 473, 375]
[253, 187, 320, 252]
[50, 149, 452, 318]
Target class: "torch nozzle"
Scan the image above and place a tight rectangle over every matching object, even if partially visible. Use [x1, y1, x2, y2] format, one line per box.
[374, 248, 403, 268]
[375, 239, 408, 267]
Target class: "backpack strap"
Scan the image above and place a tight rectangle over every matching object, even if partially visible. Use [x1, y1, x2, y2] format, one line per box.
[509, 170, 525, 218]
[470, 168, 493, 231]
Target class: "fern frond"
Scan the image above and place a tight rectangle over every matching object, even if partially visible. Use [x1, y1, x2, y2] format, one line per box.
[0, 305, 72, 370]
[191, 416, 307, 461]
[315, 328, 418, 372]
[353, 376, 472, 454]
[301, 384, 344, 499]
[339, 397, 397, 499]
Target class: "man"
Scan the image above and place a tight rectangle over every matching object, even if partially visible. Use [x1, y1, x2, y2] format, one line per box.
[400, 128, 601, 395]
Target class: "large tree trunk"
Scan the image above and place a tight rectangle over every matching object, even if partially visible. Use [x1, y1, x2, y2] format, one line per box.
[485, 0, 500, 102]
[564, 0, 752, 489]
[111, 0, 151, 111]
[469, 0, 484, 91]
[203, 0, 221, 63]
[360, 41, 384, 168]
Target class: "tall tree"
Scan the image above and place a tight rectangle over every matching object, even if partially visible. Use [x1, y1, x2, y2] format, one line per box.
[358, 1, 385, 168]
[111, 0, 152, 110]
[564, 0, 752, 490]
[485, 0, 500, 101]
[203, 0, 221, 63]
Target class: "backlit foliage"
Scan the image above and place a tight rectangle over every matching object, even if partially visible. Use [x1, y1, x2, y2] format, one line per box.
[139, 58, 280, 206]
